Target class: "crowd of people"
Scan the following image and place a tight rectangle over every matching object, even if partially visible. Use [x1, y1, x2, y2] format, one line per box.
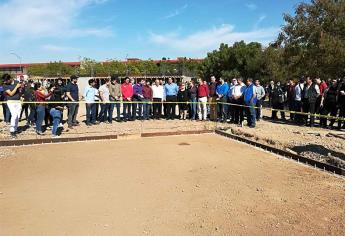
[267, 77, 345, 129]
[0, 73, 345, 139]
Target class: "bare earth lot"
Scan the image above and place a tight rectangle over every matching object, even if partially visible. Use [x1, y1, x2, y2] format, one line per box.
[0, 134, 344, 235]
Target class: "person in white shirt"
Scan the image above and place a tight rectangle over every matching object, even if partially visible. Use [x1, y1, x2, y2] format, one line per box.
[152, 79, 164, 119]
[98, 79, 111, 123]
[294, 78, 305, 124]
[231, 78, 246, 125]
[255, 80, 266, 121]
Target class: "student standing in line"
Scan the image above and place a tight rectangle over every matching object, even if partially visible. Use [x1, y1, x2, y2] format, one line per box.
[177, 83, 189, 120]
[197, 78, 209, 121]
[121, 77, 134, 122]
[66, 75, 80, 129]
[164, 78, 179, 120]
[142, 80, 153, 120]
[34, 82, 54, 135]
[2, 74, 22, 139]
[152, 79, 164, 119]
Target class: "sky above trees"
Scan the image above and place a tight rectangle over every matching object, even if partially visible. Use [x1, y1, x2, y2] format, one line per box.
[0, 0, 308, 63]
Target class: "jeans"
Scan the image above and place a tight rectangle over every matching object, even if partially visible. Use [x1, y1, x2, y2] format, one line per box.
[255, 99, 262, 120]
[28, 105, 36, 124]
[67, 103, 79, 126]
[189, 97, 197, 120]
[7, 101, 22, 132]
[217, 97, 228, 121]
[50, 108, 62, 135]
[132, 98, 143, 119]
[245, 102, 256, 127]
[110, 101, 121, 120]
[86, 103, 96, 124]
[123, 100, 132, 120]
[198, 97, 208, 120]
[293, 100, 303, 123]
[142, 99, 150, 119]
[99, 103, 110, 122]
[4, 104, 11, 123]
[35, 105, 46, 132]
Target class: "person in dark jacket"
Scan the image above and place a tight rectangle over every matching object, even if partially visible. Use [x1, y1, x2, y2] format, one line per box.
[302, 77, 320, 127]
[20, 80, 35, 126]
[188, 81, 198, 120]
[320, 79, 338, 128]
[178, 83, 189, 120]
[271, 81, 286, 120]
[337, 77, 345, 129]
[49, 89, 65, 138]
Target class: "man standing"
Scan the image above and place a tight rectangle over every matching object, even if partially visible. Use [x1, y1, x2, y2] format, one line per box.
[83, 79, 97, 126]
[164, 78, 178, 120]
[197, 78, 209, 121]
[255, 79, 265, 121]
[286, 79, 296, 120]
[2, 74, 22, 139]
[302, 77, 320, 127]
[231, 78, 245, 126]
[216, 78, 229, 122]
[267, 80, 275, 106]
[294, 78, 305, 124]
[66, 75, 79, 129]
[315, 77, 328, 115]
[244, 78, 257, 128]
[152, 79, 164, 119]
[337, 77, 345, 129]
[142, 80, 153, 120]
[133, 79, 145, 120]
[98, 79, 111, 123]
[208, 76, 218, 121]
[188, 81, 198, 120]
[121, 77, 133, 122]
[320, 79, 338, 128]
[109, 76, 122, 122]
[271, 81, 286, 120]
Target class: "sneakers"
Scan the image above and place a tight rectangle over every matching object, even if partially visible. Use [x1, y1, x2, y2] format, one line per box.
[58, 123, 63, 128]
[52, 135, 60, 139]
[36, 131, 43, 135]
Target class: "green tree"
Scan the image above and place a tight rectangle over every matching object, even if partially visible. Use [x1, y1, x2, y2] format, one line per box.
[275, 0, 345, 78]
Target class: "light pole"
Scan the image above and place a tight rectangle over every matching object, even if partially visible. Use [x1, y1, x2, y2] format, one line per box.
[10, 52, 22, 74]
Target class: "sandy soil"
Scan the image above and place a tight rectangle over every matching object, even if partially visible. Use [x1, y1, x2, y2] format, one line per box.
[1, 134, 344, 235]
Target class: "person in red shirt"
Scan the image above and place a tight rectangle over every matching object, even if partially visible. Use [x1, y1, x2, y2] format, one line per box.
[34, 82, 54, 135]
[121, 77, 134, 121]
[316, 78, 328, 114]
[197, 78, 209, 120]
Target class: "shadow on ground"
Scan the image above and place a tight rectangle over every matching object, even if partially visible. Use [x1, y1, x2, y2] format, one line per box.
[291, 144, 345, 162]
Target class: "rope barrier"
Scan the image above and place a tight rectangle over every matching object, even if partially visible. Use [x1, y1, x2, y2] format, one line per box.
[0, 100, 344, 121]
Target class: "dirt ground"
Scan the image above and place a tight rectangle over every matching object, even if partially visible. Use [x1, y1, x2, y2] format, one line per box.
[1, 134, 344, 235]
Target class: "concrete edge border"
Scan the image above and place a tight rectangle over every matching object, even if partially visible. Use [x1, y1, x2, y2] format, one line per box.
[215, 129, 345, 177]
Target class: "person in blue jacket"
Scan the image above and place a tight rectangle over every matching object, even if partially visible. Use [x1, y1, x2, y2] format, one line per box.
[243, 78, 257, 128]
[216, 78, 229, 122]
